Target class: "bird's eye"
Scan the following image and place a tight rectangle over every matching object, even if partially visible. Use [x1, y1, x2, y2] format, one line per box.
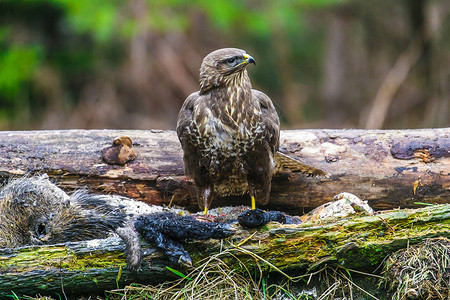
[226, 57, 236, 64]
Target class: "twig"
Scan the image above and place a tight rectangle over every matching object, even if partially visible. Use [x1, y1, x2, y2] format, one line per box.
[365, 34, 424, 129]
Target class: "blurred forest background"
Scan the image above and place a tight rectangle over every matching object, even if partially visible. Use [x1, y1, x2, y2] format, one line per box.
[0, 0, 448, 131]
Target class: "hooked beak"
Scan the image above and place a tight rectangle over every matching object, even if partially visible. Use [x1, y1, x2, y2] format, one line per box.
[243, 53, 256, 65]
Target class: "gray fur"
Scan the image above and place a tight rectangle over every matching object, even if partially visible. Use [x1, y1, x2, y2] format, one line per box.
[0, 175, 126, 248]
[116, 222, 142, 271]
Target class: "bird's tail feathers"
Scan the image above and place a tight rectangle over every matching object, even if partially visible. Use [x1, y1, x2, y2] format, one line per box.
[274, 152, 330, 177]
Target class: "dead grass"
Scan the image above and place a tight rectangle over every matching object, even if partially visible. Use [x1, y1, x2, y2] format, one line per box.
[108, 247, 380, 300]
[18, 239, 449, 299]
[383, 237, 449, 300]
[108, 248, 267, 300]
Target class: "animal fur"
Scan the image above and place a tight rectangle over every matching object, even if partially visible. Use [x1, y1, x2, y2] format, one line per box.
[0, 175, 237, 272]
[0, 175, 299, 272]
[0, 175, 126, 248]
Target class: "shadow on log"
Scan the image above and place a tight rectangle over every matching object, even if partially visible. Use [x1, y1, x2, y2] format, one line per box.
[0, 129, 448, 213]
[0, 204, 448, 298]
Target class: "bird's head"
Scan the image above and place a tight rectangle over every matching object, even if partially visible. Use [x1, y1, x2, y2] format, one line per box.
[199, 48, 255, 94]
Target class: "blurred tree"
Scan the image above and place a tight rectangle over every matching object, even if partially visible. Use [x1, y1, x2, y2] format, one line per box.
[0, 0, 448, 130]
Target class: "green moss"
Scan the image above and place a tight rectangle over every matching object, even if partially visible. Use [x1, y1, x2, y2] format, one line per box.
[247, 205, 450, 271]
[0, 246, 69, 271]
[61, 251, 127, 270]
[0, 245, 127, 272]
[337, 243, 392, 268]
[2, 204, 447, 291]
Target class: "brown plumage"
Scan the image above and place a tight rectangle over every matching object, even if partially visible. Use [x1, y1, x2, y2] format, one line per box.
[177, 48, 327, 212]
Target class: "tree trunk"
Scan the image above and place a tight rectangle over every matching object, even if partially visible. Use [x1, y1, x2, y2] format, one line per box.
[0, 129, 448, 213]
[0, 204, 448, 298]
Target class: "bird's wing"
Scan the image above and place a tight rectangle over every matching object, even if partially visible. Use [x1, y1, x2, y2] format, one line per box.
[274, 152, 330, 177]
[252, 89, 280, 153]
[176, 91, 200, 144]
[176, 91, 214, 187]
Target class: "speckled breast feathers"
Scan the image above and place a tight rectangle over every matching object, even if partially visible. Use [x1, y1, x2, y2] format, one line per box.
[177, 48, 280, 208]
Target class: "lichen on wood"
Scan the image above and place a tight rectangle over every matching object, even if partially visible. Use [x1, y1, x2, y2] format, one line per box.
[0, 204, 448, 298]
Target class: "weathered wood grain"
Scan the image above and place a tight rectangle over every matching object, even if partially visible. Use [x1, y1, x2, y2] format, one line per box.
[0, 129, 448, 213]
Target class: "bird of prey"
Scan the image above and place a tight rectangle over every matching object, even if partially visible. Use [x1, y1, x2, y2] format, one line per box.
[177, 48, 327, 213]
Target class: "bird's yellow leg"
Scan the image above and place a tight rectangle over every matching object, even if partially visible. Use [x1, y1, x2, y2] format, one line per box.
[251, 195, 256, 210]
[202, 187, 213, 215]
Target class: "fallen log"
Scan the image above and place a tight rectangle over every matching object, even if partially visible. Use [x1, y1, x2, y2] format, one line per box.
[0, 204, 448, 298]
[0, 129, 448, 213]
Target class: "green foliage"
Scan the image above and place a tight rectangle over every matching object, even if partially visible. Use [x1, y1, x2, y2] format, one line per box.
[56, 0, 119, 42]
[166, 266, 193, 280]
[147, 0, 190, 33]
[197, 0, 343, 36]
[53, 0, 193, 39]
[0, 44, 42, 100]
[0, 17, 42, 102]
[0, 0, 348, 129]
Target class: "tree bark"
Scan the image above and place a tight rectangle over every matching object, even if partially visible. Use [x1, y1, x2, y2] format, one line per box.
[0, 204, 448, 298]
[0, 129, 448, 213]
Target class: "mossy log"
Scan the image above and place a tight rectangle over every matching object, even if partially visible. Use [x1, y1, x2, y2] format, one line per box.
[0, 129, 448, 213]
[0, 204, 448, 298]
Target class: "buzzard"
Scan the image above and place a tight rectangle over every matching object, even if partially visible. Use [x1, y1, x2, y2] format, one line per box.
[177, 48, 326, 213]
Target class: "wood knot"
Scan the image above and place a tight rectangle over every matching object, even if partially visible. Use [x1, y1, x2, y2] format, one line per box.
[101, 136, 137, 165]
